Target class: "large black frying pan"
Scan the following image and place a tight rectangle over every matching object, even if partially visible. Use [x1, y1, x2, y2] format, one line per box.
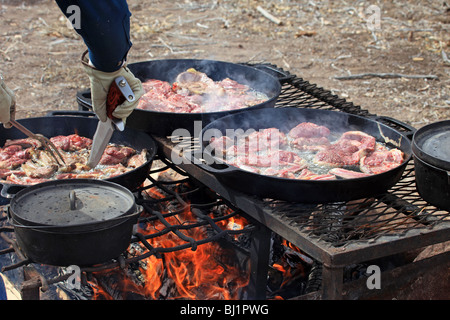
[197, 107, 414, 203]
[0, 114, 157, 197]
[77, 59, 283, 136]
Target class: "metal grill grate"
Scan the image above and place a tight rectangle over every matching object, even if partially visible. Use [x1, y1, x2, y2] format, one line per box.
[265, 164, 449, 247]
[156, 63, 450, 252]
[0, 155, 254, 295]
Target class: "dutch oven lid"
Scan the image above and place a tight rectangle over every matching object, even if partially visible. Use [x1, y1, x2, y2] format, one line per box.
[10, 179, 136, 227]
[412, 120, 450, 171]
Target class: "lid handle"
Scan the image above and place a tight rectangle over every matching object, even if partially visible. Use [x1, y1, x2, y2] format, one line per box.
[69, 190, 77, 210]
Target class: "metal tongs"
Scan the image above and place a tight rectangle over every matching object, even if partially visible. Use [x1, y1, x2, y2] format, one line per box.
[8, 119, 66, 166]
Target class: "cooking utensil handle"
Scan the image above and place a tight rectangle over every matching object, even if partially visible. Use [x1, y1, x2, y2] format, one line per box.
[107, 76, 134, 131]
[8, 119, 36, 139]
[374, 116, 416, 139]
[106, 78, 127, 120]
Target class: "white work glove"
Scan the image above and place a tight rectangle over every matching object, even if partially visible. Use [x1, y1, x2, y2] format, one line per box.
[81, 52, 143, 123]
[0, 74, 16, 129]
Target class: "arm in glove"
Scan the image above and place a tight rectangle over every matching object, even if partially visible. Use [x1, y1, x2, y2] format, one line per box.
[82, 53, 143, 123]
[0, 75, 16, 129]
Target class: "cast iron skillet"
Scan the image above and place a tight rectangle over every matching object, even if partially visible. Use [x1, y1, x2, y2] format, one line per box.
[78, 59, 285, 136]
[0, 114, 157, 197]
[196, 107, 414, 203]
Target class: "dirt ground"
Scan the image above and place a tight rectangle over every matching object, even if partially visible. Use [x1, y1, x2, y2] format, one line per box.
[1, 0, 449, 127]
[1, 0, 449, 300]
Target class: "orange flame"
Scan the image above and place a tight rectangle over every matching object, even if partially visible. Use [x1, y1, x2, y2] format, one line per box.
[91, 185, 250, 300]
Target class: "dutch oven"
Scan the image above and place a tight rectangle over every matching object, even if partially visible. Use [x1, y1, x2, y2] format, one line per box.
[7, 179, 142, 266]
[412, 120, 450, 211]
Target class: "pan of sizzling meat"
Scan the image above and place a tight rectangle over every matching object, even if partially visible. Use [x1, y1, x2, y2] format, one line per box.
[0, 115, 157, 197]
[77, 59, 283, 136]
[197, 107, 414, 203]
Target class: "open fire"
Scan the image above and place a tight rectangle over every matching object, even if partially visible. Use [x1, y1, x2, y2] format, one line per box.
[81, 172, 315, 301]
[0, 161, 316, 301]
[86, 181, 251, 300]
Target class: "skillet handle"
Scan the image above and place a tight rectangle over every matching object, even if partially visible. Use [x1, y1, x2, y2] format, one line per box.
[374, 116, 416, 140]
[189, 149, 239, 175]
[46, 110, 96, 118]
[1, 184, 24, 199]
[195, 163, 238, 175]
[250, 63, 295, 83]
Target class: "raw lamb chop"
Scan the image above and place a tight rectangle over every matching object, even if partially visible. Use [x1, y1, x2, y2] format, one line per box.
[314, 131, 376, 167]
[288, 122, 331, 139]
[328, 167, 372, 179]
[246, 128, 288, 153]
[239, 150, 307, 168]
[360, 148, 404, 174]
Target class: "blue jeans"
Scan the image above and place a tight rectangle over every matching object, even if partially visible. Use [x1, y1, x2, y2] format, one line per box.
[0, 276, 6, 300]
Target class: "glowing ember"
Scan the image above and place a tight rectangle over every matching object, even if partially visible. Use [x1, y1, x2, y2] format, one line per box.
[89, 186, 250, 300]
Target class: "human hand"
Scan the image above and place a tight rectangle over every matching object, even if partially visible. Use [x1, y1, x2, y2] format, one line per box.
[82, 57, 143, 123]
[0, 74, 16, 128]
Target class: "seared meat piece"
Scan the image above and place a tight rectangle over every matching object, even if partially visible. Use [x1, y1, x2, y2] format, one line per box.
[291, 136, 330, 152]
[22, 161, 58, 179]
[4, 138, 42, 149]
[50, 135, 71, 151]
[50, 134, 92, 152]
[0, 145, 24, 160]
[127, 149, 148, 168]
[314, 139, 362, 167]
[99, 164, 129, 178]
[6, 173, 49, 185]
[68, 134, 93, 150]
[174, 68, 223, 96]
[246, 128, 288, 152]
[99, 146, 136, 166]
[328, 168, 372, 179]
[0, 169, 22, 179]
[314, 131, 376, 167]
[142, 79, 172, 94]
[340, 131, 376, 154]
[262, 167, 296, 179]
[297, 169, 336, 180]
[288, 122, 331, 139]
[208, 136, 234, 156]
[360, 148, 404, 174]
[240, 150, 307, 168]
[262, 164, 307, 179]
[0, 145, 31, 169]
[219, 78, 250, 95]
